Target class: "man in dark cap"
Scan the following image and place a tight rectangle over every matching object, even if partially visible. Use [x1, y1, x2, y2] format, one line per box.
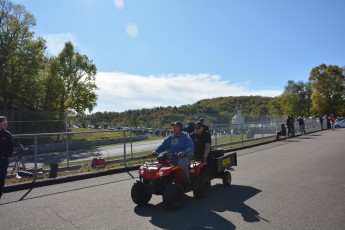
[190, 121, 212, 162]
[153, 121, 194, 188]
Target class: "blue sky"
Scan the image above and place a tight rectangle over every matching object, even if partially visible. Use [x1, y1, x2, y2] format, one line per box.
[13, 0, 345, 113]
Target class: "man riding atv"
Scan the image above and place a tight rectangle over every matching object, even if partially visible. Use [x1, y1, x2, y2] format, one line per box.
[131, 121, 237, 210]
[152, 121, 194, 190]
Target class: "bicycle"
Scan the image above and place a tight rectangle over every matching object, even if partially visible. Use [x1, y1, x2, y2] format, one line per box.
[11, 143, 45, 178]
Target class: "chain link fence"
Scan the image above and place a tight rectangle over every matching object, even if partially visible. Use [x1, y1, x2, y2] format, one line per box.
[2, 110, 324, 184]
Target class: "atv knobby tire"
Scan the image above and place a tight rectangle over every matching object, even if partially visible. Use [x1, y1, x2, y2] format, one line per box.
[222, 170, 232, 187]
[131, 180, 152, 205]
[193, 174, 211, 198]
[162, 183, 184, 210]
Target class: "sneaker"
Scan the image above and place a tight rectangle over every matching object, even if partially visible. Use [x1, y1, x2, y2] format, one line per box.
[183, 182, 191, 192]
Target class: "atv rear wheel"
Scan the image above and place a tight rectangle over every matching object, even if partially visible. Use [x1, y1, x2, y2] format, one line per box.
[162, 183, 184, 210]
[222, 170, 231, 187]
[193, 174, 211, 198]
[131, 180, 152, 205]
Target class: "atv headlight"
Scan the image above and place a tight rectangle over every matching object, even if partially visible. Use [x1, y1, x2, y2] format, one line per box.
[158, 169, 164, 177]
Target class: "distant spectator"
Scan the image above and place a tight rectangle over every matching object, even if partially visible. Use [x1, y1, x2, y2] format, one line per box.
[185, 121, 195, 135]
[297, 116, 306, 135]
[319, 114, 324, 130]
[246, 128, 254, 139]
[276, 124, 287, 140]
[290, 114, 295, 137]
[286, 115, 294, 137]
[326, 115, 331, 129]
[330, 114, 336, 130]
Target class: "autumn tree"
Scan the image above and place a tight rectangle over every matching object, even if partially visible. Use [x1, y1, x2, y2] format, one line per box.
[309, 64, 345, 115]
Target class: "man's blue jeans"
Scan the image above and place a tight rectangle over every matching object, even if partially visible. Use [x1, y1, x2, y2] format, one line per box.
[300, 124, 306, 135]
[177, 157, 190, 184]
[0, 158, 9, 198]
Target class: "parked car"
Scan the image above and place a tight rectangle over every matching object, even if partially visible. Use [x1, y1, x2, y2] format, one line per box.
[335, 117, 344, 122]
[334, 119, 345, 128]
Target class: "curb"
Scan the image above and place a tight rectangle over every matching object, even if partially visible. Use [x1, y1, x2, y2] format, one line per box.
[4, 165, 140, 193]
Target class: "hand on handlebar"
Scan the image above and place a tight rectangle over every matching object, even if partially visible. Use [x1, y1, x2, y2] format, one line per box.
[176, 152, 185, 158]
[151, 151, 158, 157]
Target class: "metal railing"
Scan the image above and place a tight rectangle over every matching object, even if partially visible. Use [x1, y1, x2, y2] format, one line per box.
[6, 118, 322, 182]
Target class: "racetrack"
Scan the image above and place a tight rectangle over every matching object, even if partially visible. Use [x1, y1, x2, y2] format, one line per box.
[1, 129, 344, 229]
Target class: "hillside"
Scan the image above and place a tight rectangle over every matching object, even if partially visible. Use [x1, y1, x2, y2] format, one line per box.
[76, 96, 274, 128]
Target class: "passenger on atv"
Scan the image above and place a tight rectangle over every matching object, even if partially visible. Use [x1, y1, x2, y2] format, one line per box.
[152, 121, 194, 189]
[189, 121, 212, 163]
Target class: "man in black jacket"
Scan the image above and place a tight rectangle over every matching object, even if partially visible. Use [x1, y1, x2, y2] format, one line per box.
[190, 121, 211, 162]
[0, 116, 13, 199]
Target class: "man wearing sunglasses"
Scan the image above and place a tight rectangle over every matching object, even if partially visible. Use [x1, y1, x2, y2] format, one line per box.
[190, 121, 211, 163]
[0, 116, 14, 199]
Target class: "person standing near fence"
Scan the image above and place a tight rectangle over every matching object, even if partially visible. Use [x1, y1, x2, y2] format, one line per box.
[0, 116, 14, 199]
[290, 114, 295, 137]
[297, 116, 306, 135]
[319, 114, 324, 130]
[330, 114, 336, 130]
[286, 115, 293, 137]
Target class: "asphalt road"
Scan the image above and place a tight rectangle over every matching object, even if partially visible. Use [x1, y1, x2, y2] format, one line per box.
[1, 129, 345, 229]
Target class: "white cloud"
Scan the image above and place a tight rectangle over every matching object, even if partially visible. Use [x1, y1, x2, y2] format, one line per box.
[43, 33, 77, 56]
[93, 72, 283, 113]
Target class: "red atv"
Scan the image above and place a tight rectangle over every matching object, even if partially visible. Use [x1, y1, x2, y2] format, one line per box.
[131, 148, 237, 210]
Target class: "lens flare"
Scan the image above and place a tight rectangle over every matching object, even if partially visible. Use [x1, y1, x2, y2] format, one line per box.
[114, 0, 124, 9]
[126, 22, 139, 38]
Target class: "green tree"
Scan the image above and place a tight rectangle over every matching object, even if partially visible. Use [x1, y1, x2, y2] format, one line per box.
[43, 42, 98, 114]
[309, 64, 345, 115]
[0, 0, 46, 109]
[279, 80, 312, 117]
[268, 96, 284, 116]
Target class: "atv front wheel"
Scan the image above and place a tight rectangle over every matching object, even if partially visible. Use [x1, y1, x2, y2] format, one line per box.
[131, 180, 152, 205]
[162, 183, 184, 210]
[193, 174, 211, 198]
[222, 170, 232, 187]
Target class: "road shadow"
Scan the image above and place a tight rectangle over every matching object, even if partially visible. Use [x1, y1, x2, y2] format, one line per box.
[285, 139, 300, 142]
[134, 184, 263, 229]
[297, 136, 314, 139]
[1, 176, 133, 205]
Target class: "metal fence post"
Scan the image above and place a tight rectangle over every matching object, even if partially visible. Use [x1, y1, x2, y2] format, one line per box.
[261, 121, 264, 141]
[123, 130, 126, 162]
[34, 134, 38, 179]
[230, 123, 232, 143]
[130, 133, 133, 159]
[64, 113, 70, 168]
[65, 132, 70, 168]
[241, 123, 244, 146]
